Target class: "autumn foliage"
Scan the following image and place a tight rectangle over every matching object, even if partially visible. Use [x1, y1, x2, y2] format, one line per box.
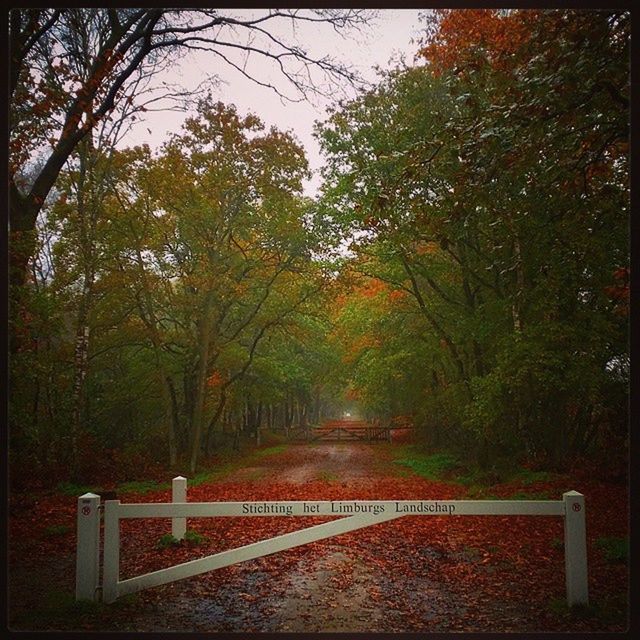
[318, 9, 628, 469]
[419, 9, 536, 75]
[9, 445, 628, 632]
[7, 9, 629, 633]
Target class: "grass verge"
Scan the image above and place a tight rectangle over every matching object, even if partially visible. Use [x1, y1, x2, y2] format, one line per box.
[392, 446, 460, 480]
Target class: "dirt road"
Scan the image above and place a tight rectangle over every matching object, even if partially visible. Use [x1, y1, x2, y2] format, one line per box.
[8, 443, 628, 633]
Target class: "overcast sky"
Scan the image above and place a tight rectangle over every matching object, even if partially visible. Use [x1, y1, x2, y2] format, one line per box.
[119, 10, 426, 197]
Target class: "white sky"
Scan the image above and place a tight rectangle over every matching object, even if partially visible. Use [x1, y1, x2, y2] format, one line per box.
[119, 10, 426, 197]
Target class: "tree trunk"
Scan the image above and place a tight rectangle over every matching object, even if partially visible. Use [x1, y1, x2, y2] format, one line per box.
[70, 320, 91, 478]
[9, 185, 40, 293]
[511, 227, 525, 333]
[131, 239, 179, 467]
[477, 435, 490, 469]
[400, 253, 468, 384]
[233, 417, 240, 451]
[284, 397, 292, 437]
[256, 402, 262, 446]
[189, 297, 214, 473]
[159, 375, 177, 467]
[167, 377, 180, 464]
[205, 392, 228, 456]
[293, 398, 299, 428]
[256, 402, 263, 434]
[69, 139, 96, 480]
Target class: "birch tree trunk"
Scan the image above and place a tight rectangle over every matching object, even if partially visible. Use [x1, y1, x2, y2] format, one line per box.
[69, 139, 96, 479]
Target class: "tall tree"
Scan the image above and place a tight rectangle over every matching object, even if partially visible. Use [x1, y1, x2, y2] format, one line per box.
[316, 9, 629, 465]
[9, 8, 373, 288]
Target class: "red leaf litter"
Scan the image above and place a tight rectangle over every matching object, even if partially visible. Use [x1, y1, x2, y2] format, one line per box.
[9, 444, 629, 632]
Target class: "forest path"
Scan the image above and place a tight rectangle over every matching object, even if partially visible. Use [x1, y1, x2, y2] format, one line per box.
[9, 443, 628, 633]
[223, 442, 382, 484]
[124, 442, 469, 633]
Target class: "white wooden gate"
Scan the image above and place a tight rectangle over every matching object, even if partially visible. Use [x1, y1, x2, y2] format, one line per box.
[76, 478, 588, 607]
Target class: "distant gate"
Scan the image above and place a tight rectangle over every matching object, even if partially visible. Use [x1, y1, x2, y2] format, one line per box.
[311, 419, 391, 442]
[75, 478, 588, 608]
[287, 418, 413, 443]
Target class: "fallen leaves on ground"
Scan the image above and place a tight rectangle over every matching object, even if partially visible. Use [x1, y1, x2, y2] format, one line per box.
[8, 444, 628, 632]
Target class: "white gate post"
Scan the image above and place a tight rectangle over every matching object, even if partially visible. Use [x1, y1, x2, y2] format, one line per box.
[563, 490, 588, 606]
[103, 500, 121, 604]
[172, 476, 187, 541]
[75, 492, 101, 601]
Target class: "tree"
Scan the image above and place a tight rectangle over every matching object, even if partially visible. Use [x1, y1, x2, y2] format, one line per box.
[9, 8, 373, 289]
[316, 9, 629, 466]
[79, 99, 328, 471]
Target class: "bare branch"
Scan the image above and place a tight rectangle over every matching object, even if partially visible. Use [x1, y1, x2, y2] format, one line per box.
[10, 8, 375, 288]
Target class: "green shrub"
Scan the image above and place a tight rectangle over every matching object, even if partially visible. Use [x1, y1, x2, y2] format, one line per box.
[253, 444, 288, 458]
[549, 592, 627, 624]
[549, 597, 596, 618]
[551, 537, 564, 551]
[56, 481, 101, 496]
[184, 529, 209, 546]
[508, 490, 552, 500]
[158, 529, 209, 549]
[157, 533, 180, 549]
[189, 470, 215, 486]
[513, 469, 555, 485]
[11, 588, 140, 628]
[596, 537, 628, 563]
[117, 479, 169, 494]
[464, 485, 499, 499]
[43, 524, 72, 538]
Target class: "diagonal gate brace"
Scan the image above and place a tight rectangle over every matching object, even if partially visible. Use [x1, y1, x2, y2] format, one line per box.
[112, 509, 404, 601]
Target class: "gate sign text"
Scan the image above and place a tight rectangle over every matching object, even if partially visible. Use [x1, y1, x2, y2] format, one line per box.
[241, 501, 456, 516]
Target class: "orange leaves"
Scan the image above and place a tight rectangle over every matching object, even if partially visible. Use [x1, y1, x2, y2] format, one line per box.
[8, 442, 630, 632]
[206, 370, 224, 388]
[420, 9, 497, 72]
[363, 215, 382, 229]
[388, 289, 407, 304]
[604, 266, 629, 316]
[420, 9, 536, 75]
[613, 266, 629, 282]
[391, 414, 413, 428]
[342, 334, 380, 365]
[356, 278, 387, 299]
[584, 161, 613, 182]
[345, 387, 361, 401]
[416, 241, 439, 256]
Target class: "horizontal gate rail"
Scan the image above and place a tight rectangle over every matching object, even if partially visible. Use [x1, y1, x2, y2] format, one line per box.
[76, 481, 588, 610]
[115, 499, 565, 519]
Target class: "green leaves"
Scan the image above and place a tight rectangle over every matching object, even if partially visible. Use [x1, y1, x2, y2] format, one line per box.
[316, 10, 628, 466]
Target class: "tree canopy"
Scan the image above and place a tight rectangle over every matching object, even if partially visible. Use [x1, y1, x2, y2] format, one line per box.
[9, 9, 629, 486]
[315, 9, 628, 467]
